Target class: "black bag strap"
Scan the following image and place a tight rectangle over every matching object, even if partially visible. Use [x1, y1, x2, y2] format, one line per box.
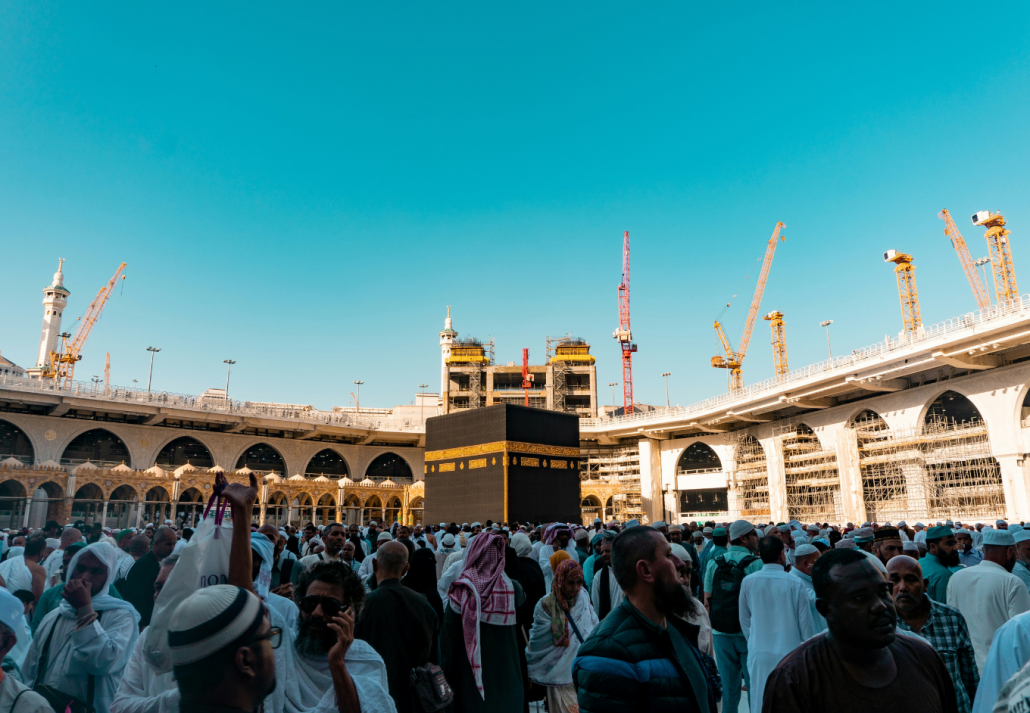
[9, 689, 27, 713]
[281, 558, 295, 584]
[565, 608, 585, 644]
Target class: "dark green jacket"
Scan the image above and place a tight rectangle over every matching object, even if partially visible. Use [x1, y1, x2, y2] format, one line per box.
[573, 598, 716, 713]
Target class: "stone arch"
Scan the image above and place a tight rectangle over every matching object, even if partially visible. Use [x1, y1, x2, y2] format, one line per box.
[61, 429, 131, 468]
[384, 496, 402, 525]
[143, 486, 172, 526]
[107, 484, 139, 530]
[266, 491, 289, 527]
[71, 482, 105, 526]
[341, 493, 363, 526]
[923, 390, 985, 428]
[176, 487, 205, 527]
[0, 420, 35, 465]
[28, 481, 64, 529]
[305, 449, 350, 479]
[409, 496, 424, 526]
[677, 442, 722, 473]
[155, 436, 215, 469]
[315, 493, 337, 525]
[0, 480, 27, 529]
[235, 442, 286, 474]
[580, 493, 603, 526]
[365, 453, 414, 482]
[291, 492, 314, 526]
[363, 495, 382, 525]
[732, 434, 769, 519]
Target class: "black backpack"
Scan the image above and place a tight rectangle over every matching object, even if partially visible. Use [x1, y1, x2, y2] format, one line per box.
[709, 553, 758, 634]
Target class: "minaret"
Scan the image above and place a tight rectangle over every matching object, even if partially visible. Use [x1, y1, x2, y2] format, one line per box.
[35, 259, 70, 369]
[439, 306, 457, 414]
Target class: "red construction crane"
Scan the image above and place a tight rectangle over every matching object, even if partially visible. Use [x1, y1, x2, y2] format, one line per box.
[521, 348, 532, 407]
[612, 231, 637, 414]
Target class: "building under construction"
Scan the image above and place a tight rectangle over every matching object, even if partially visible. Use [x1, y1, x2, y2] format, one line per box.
[438, 311, 599, 419]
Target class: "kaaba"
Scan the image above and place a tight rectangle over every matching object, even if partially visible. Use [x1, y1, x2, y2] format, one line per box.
[424, 404, 580, 525]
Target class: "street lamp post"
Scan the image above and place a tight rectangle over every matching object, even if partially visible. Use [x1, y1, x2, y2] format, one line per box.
[974, 257, 993, 302]
[819, 321, 834, 359]
[353, 380, 364, 410]
[223, 360, 236, 407]
[662, 372, 671, 409]
[146, 347, 161, 395]
[608, 382, 617, 418]
[418, 383, 428, 422]
[91, 375, 101, 395]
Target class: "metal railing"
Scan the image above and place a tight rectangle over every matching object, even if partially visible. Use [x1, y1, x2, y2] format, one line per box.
[0, 374, 427, 433]
[583, 295, 1030, 429]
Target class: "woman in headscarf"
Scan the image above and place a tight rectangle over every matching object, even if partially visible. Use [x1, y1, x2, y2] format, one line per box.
[443, 532, 524, 713]
[404, 546, 444, 625]
[526, 558, 598, 713]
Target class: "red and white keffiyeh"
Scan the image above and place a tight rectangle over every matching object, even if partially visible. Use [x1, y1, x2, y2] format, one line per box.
[447, 532, 516, 698]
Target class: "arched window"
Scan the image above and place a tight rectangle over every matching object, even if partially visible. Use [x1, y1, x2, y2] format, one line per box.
[144, 487, 171, 526]
[236, 443, 286, 474]
[0, 481, 27, 529]
[733, 435, 769, 519]
[316, 494, 337, 526]
[342, 494, 362, 526]
[0, 421, 34, 465]
[306, 450, 349, 478]
[409, 497, 424, 527]
[71, 483, 105, 526]
[363, 495, 382, 526]
[155, 437, 214, 468]
[677, 443, 722, 474]
[62, 429, 131, 467]
[28, 482, 63, 529]
[365, 453, 413, 483]
[176, 488, 205, 527]
[384, 497, 402, 526]
[107, 485, 139, 530]
[925, 391, 983, 427]
[580, 494, 602, 526]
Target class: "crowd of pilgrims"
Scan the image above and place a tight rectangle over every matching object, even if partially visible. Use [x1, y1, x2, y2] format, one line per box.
[2, 478, 1030, 713]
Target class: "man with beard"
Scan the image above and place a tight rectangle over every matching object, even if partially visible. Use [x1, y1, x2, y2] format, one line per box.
[888, 556, 978, 713]
[790, 543, 826, 632]
[947, 528, 1030, 672]
[1012, 530, 1030, 592]
[763, 549, 957, 713]
[347, 524, 368, 560]
[589, 531, 622, 619]
[872, 525, 905, 566]
[296, 523, 347, 578]
[219, 473, 395, 713]
[739, 536, 816, 710]
[955, 529, 984, 568]
[921, 526, 963, 603]
[573, 526, 716, 713]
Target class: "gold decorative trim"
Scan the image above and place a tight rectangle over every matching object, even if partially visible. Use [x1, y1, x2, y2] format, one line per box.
[469, 458, 487, 469]
[521, 457, 540, 467]
[439, 463, 455, 472]
[550, 460, 568, 469]
[425, 441, 579, 462]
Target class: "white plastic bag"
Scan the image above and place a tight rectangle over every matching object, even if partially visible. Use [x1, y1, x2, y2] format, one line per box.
[143, 499, 233, 673]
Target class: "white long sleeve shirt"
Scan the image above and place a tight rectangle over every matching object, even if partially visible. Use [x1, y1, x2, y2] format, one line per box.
[739, 563, 817, 710]
[111, 626, 179, 713]
[590, 565, 623, 617]
[972, 610, 1030, 713]
[947, 560, 1030, 672]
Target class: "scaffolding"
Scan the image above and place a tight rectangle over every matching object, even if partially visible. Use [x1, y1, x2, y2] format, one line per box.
[547, 335, 593, 415]
[730, 431, 770, 519]
[776, 421, 843, 524]
[579, 445, 644, 522]
[857, 416, 1005, 522]
[468, 369, 482, 409]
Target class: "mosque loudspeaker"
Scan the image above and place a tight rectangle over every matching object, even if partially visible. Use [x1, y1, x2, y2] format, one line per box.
[424, 404, 580, 525]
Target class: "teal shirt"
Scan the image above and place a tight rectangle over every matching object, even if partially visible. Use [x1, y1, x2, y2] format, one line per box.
[703, 545, 763, 595]
[30, 581, 123, 635]
[582, 553, 598, 593]
[919, 553, 962, 604]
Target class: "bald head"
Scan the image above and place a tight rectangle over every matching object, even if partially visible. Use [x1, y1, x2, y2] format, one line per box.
[375, 541, 409, 580]
[152, 526, 177, 561]
[887, 554, 925, 615]
[60, 528, 82, 548]
[257, 525, 280, 545]
[886, 554, 921, 577]
[128, 535, 151, 557]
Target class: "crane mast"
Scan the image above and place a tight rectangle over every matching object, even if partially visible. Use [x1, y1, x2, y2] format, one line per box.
[884, 250, 921, 335]
[763, 311, 788, 378]
[521, 348, 531, 407]
[938, 209, 990, 311]
[46, 262, 127, 387]
[973, 211, 1019, 304]
[711, 222, 785, 391]
[612, 231, 636, 414]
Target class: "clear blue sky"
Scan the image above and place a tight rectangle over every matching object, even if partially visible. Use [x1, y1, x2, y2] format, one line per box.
[2, 3, 1030, 410]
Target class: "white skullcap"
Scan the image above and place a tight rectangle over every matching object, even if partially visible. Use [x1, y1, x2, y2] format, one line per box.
[729, 520, 755, 541]
[794, 544, 819, 558]
[471, 522, 481, 528]
[983, 529, 1016, 546]
[441, 533, 456, 546]
[168, 586, 264, 667]
[903, 541, 919, 552]
[1013, 531, 1030, 544]
[45, 538, 60, 549]
[377, 531, 393, 542]
[0, 589, 25, 633]
[670, 543, 691, 563]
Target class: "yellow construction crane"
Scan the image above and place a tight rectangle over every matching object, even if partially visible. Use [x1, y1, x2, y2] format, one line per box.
[104, 352, 110, 393]
[938, 209, 991, 311]
[43, 262, 127, 387]
[712, 222, 785, 391]
[972, 210, 1019, 304]
[884, 250, 921, 336]
[763, 311, 788, 378]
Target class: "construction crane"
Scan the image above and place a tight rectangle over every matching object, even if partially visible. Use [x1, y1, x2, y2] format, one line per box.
[104, 352, 110, 393]
[612, 231, 637, 414]
[712, 222, 785, 391]
[972, 210, 1019, 304]
[884, 250, 921, 335]
[763, 311, 788, 378]
[938, 209, 991, 311]
[45, 262, 127, 387]
[521, 348, 533, 407]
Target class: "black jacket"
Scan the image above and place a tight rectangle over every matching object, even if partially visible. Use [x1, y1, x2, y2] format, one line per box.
[572, 598, 716, 713]
[355, 578, 438, 713]
[123, 551, 161, 626]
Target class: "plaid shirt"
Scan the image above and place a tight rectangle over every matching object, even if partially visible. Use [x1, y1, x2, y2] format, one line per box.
[896, 596, 979, 713]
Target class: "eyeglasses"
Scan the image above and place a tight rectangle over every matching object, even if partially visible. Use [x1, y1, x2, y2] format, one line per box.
[246, 627, 282, 649]
[300, 595, 344, 619]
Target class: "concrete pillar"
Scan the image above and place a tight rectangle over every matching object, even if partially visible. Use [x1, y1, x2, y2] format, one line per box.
[101, 500, 108, 528]
[996, 454, 1025, 521]
[135, 501, 143, 528]
[638, 439, 665, 525]
[834, 429, 867, 523]
[22, 498, 31, 528]
[765, 436, 789, 523]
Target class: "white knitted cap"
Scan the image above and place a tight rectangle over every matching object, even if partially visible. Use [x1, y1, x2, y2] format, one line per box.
[168, 585, 264, 667]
